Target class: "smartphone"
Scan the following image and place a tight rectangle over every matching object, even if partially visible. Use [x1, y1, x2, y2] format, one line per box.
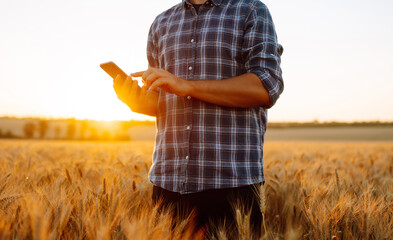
[100, 61, 128, 79]
[100, 61, 159, 99]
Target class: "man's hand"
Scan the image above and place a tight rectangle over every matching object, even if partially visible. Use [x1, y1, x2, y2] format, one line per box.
[113, 74, 158, 116]
[131, 68, 192, 97]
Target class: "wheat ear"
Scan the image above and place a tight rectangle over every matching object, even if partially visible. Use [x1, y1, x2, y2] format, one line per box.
[259, 183, 267, 234]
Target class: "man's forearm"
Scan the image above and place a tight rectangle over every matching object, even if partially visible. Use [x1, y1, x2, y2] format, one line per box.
[127, 100, 157, 117]
[133, 68, 271, 109]
[186, 73, 270, 108]
[130, 103, 157, 117]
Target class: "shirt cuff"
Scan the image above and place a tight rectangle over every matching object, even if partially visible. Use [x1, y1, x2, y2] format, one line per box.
[248, 68, 283, 109]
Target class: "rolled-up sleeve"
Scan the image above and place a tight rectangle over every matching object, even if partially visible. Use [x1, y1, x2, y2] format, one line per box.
[242, 3, 284, 108]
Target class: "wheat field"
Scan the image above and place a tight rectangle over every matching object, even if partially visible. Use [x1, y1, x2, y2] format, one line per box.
[0, 140, 392, 239]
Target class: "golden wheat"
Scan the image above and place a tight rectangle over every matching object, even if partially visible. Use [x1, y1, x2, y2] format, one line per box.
[0, 140, 392, 239]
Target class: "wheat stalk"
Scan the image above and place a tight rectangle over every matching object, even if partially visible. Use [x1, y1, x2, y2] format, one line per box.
[65, 168, 73, 185]
[335, 169, 341, 193]
[259, 183, 267, 235]
[235, 207, 251, 240]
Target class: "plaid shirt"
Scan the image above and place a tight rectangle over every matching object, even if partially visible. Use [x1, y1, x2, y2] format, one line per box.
[147, 0, 283, 194]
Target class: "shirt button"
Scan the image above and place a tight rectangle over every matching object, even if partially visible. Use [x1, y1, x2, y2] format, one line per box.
[185, 155, 189, 160]
[186, 125, 191, 130]
[188, 66, 193, 70]
[191, 39, 195, 43]
[187, 96, 191, 100]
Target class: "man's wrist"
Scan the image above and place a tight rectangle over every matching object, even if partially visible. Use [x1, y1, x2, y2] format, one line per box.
[183, 79, 195, 97]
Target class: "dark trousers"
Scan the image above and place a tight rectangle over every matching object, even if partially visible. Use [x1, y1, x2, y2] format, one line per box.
[152, 183, 263, 237]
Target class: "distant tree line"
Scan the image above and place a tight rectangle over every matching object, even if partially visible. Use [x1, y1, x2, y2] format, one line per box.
[2, 117, 392, 140]
[0, 129, 17, 138]
[0, 118, 154, 141]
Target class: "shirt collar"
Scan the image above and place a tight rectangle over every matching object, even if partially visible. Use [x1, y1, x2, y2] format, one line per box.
[182, 0, 223, 9]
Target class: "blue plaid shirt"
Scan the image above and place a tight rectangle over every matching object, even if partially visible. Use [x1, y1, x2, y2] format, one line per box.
[147, 0, 283, 194]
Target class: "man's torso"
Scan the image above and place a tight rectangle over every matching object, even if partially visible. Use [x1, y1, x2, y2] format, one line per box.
[148, 0, 282, 194]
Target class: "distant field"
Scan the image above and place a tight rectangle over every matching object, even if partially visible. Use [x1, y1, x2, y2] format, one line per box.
[1, 117, 392, 141]
[0, 140, 392, 239]
[131, 126, 393, 142]
[265, 126, 393, 141]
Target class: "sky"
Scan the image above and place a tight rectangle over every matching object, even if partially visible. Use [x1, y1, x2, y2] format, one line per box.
[0, 0, 392, 122]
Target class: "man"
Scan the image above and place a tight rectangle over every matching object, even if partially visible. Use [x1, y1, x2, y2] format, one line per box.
[113, 0, 283, 235]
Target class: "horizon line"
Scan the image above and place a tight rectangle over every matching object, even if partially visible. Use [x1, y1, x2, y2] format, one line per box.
[1, 115, 393, 124]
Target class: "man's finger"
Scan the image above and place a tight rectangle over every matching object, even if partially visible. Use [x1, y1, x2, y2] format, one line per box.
[125, 75, 132, 83]
[131, 71, 145, 77]
[145, 73, 159, 87]
[148, 79, 165, 92]
[113, 75, 124, 94]
[120, 76, 132, 93]
[114, 74, 124, 85]
[142, 68, 153, 80]
[119, 79, 130, 100]
[134, 80, 142, 97]
[140, 85, 147, 101]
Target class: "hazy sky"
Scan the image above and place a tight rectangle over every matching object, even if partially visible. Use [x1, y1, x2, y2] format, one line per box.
[0, 0, 392, 121]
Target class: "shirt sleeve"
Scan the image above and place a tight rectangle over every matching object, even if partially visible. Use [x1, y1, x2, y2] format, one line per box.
[147, 22, 159, 68]
[242, 2, 284, 108]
